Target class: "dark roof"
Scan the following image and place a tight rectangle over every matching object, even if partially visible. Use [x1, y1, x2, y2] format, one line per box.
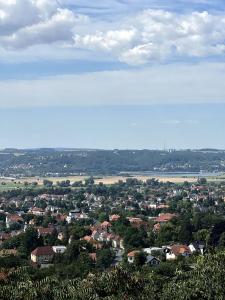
[31, 246, 54, 256]
[190, 241, 205, 249]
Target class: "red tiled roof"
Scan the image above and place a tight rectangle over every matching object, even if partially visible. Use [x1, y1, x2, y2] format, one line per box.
[82, 235, 92, 242]
[101, 221, 112, 227]
[129, 217, 143, 223]
[109, 214, 120, 221]
[55, 214, 66, 221]
[129, 217, 148, 228]
[155, 213, 176, 223]
[170, 244, 191, 256]
[127, 250, 140, 257]
[8, 214, 23, 222]
[31, 246, 54, 256]
[32, 207, 45, 212]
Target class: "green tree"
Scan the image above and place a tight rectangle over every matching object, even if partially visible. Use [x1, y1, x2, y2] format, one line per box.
[162, 252, 225, 300]
[97, 248, 114, 270]
[22, 227, 41, 256]
[218, 232, 225, 248]
[156, 223, 176, 245]
[124, 227, 147, 250]
[84, 177, 94, 186]
[194, 229, 210, 244]
[134, 251, 146, 266]
[43, 179, 53, 187]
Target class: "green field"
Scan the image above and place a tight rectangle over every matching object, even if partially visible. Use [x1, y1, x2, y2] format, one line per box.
[0, 174, 224, 192]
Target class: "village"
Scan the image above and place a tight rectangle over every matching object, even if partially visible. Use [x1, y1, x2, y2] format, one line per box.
[0, 176, 224, 274]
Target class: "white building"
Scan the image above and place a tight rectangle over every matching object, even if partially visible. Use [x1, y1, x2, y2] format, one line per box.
[52, 246, 67, 254]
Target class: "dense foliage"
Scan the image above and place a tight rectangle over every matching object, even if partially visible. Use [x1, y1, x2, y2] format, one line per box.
[1, 251, 225, 299]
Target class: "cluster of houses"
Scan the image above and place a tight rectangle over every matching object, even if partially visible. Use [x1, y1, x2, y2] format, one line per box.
[81, 218, 124, 250]
[127, 241, 205, 265]
[0, 179, 221, 269]
[0, 207, 206, 269]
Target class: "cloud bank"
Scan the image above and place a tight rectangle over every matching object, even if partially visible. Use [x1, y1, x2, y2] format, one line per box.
[0, 0, 225, 65]
[0, 62, 224, 107]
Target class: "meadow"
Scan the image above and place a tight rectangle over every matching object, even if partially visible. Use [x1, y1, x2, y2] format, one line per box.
[0, 174, 224, 192]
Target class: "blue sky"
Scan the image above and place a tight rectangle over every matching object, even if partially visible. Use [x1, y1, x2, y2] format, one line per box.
[0, 0, 225, 149]
[1, 105, 225, 149]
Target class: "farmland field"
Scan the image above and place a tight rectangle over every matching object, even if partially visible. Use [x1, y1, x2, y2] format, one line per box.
[0, 174, 224, 192]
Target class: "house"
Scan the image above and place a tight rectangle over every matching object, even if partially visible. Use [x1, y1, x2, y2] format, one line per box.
[36, 194, 67, 201]
[109, 214, 120, 222]
[11, 230, 23, 237]
[66, 211, 88, 223]
[30, 207, 45, 216]
[111, 235, 124, 250]
[45, 206, 60, 213]
[166, 244, 191, 260]
[52, 246, 67, 254]
[127, 250, 140, 263]
[57, 232, 65, 241]
[189, 241, 205, 255]
[143, 247, 164, 255]
[100, 221, 112, 230]
[128, 217, 148, 229]
[78, 212, 89, 220]
[55, 214, 67, 223]
[31, 246, 54, 265]
[114, 249, 123, 264]
[146, 255, 160, 266]
[157, 204, 170, 209]
[81, 236, 102, 249]
[37, 227, 55, 237]
[127, 250, 159, 265]
[91, 230, 100, 240]
[29, 219, 36, 226]
[154, 213, 176, 223]
[6, 214, 24, 228]
[98, 232, 109, 242]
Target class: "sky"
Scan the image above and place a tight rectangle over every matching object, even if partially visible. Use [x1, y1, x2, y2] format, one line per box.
[0, 0, 225, 149]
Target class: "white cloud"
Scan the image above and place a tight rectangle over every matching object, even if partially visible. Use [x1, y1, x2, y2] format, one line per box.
[0, 1, 225, 65]
[0, 0, 88, 49]
[0, 62, 224, 107]
[74, 29, 137, 52]
[0, 0, 57, 35]
[2, 9, 76, 49]
[162, 120, 182, 125]
[72, 9, 225, 65]
[162, 119, 200, 125]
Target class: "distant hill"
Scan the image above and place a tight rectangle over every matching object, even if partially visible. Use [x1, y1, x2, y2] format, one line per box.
[0, 148, 225, 177]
